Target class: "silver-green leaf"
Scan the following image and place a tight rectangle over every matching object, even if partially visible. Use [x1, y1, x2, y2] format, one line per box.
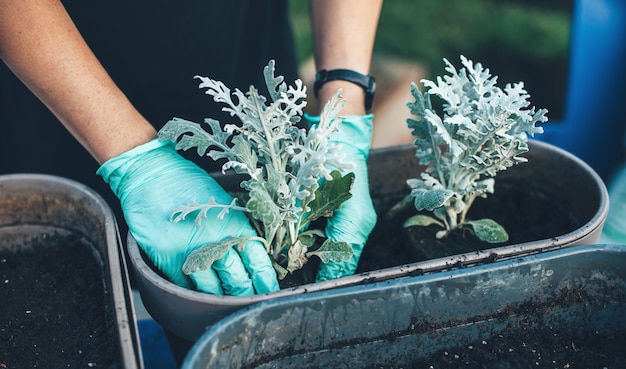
[403, 214, 445, 229]
[305, 170, 354, 223]
[182, 236, 261, 275]
[306, 239, 353, 264]
[412, 189, 455, 211]
[466, 219, 509, 243]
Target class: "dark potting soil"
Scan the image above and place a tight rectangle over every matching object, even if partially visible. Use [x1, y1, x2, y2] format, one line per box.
[0, 233, 120, 368]
[366, 286, 626, 369]
[357, 180, 581, 273]
[406, 326, 626, 369]
[244, 285, 626, 369]
[281, 179, 581, 288]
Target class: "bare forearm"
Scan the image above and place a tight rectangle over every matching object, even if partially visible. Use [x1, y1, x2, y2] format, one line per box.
[0, 0, 156, 164]
[309, 0, 382, 115]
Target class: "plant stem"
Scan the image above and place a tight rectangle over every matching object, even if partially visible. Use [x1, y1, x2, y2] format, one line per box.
[459, 194, 476, 225]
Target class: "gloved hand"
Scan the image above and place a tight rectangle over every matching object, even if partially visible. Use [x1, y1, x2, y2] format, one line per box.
[97, 139, 279, 295]
[306, 114, 378, 281]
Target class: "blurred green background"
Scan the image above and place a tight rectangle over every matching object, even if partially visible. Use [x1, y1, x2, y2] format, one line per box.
[288, 0, 573, 120]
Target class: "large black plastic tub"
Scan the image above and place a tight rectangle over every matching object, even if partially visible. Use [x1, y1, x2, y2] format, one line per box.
[0, 174, 143, 368]
[183, 244, 626, 368]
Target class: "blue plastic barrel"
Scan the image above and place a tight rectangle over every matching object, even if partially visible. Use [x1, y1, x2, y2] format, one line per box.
[536, 0, 626, 180]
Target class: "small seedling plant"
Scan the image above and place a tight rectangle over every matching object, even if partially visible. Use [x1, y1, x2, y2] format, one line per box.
[401, 56, 547, 243]
[159, 60, 355, 280]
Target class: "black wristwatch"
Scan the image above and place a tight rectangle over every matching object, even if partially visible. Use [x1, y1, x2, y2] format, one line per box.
[314, 69, 376, 111]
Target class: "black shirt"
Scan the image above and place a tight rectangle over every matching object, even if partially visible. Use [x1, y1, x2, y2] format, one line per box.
[0, 0, 298, 228]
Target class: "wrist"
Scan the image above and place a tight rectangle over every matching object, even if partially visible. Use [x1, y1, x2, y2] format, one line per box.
[316, 82, 368, 116]
[93, 122, 157, 164]
[97, 138, 172, 192]
[314, 69, 375, 114]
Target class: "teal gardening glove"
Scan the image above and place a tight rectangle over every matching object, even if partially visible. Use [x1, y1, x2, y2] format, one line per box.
[97, 139, 279, 295]
[307, 114, 378, 281]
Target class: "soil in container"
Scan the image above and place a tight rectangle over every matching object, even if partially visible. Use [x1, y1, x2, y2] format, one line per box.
[242, 286, 626, 369]
[0, 232, 120, 368]
[406, 324, 626, 369]
[357, 179, 581, 272]
[376, 286, 626, 369]
[281, 178, 580, 288]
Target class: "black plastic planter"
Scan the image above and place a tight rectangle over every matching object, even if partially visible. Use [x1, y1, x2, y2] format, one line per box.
[128, 140, 609, 343]
[183, 243, 626, 368]
[0, 174, 143, 369]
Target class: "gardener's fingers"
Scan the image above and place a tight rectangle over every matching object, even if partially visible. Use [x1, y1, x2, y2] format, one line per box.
[209, 248, 256, 296]
[237, 240, 280, 294]
[188, 267, 225, 295]
[189, 248, 257, 296]
[187, 231, 277, 295]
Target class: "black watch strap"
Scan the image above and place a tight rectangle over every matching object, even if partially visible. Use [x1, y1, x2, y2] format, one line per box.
[314, 69, 376, 111]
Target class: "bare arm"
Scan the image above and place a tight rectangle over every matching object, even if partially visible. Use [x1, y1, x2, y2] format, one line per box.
[309, 0, 383, 115]
[0, 0, 156, 164]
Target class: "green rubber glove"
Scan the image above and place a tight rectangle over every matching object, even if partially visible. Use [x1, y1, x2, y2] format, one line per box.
[306, 114, 378, 281]
[97, 139, 279, 295]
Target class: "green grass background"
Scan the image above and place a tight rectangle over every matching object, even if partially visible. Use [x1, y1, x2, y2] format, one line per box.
[288, 0, 572, 118]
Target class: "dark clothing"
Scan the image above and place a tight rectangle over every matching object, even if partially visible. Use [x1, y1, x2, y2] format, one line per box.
[1, 4, 298, 363]
[62, 0, 299, 127]
[0, 0, 298, 235]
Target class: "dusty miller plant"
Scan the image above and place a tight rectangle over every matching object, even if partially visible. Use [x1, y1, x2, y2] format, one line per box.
[401, 55, 547, 243]
[158, 60, 355, 280]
